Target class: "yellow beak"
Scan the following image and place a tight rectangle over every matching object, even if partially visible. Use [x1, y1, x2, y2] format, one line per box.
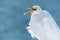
[24, 6, 36, 14]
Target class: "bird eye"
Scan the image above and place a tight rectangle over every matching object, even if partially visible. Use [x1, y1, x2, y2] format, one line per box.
[32, 8, 37, 10]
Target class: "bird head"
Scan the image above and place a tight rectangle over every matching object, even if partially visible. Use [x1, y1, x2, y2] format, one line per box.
[24, 5, 42, 14]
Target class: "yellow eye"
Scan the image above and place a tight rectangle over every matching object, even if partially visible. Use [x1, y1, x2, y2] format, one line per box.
[32, 8, 37, 11]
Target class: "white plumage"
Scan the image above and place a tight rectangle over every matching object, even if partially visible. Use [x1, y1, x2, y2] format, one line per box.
[26, 5, 60, 40]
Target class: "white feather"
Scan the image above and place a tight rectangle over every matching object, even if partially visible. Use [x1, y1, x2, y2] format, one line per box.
[26, 5, 60, 40]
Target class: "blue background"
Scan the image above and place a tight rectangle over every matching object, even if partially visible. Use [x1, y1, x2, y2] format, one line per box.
[0, 0, 60, 40]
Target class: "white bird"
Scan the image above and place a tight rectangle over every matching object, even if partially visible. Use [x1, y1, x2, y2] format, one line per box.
[24, 5, 60, 40]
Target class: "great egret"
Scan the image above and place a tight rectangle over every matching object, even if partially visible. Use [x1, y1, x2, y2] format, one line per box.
[24, 5, 60, 40]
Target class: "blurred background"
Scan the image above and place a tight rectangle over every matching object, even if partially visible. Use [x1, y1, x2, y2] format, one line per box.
[0, 0, 60, 40]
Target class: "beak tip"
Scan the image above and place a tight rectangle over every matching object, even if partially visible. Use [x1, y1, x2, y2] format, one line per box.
[24, 13, 26, 14]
